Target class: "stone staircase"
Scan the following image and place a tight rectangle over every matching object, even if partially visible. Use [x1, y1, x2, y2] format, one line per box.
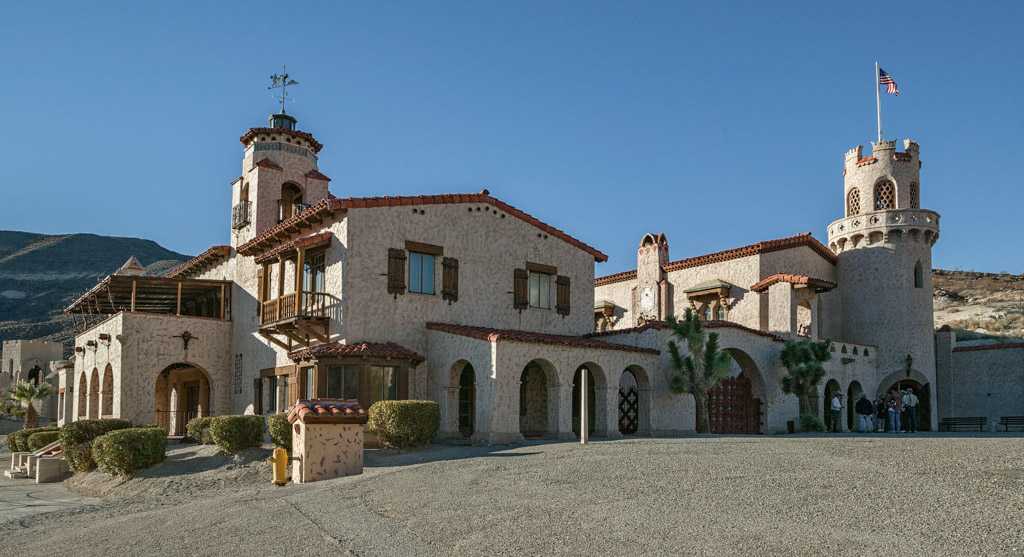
[4, 440, 68, 483]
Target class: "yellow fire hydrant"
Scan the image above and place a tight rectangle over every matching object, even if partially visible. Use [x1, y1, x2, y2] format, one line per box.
[269, 447, 289, 486]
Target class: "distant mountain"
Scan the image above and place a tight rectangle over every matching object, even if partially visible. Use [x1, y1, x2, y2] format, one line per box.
[0, 231, 190, 348]
[933, 269, 1024, 342]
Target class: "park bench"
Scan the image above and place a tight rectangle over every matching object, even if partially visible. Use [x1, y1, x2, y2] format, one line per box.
[939, 417, 987, 432]
[998, 416, 1024, 432]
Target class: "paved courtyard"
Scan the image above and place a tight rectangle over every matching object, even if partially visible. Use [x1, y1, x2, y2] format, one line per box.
[0, 435, 1022, 556]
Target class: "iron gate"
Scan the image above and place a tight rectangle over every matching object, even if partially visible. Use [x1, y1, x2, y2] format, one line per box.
[618, 387, 639, 434]
[708, 375, 762, 434]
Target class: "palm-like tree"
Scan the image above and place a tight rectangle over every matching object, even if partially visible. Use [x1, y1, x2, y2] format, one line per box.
[10, 380, 54, 429]
[779, 339, 832, 416]
[667, 309, 733, 433]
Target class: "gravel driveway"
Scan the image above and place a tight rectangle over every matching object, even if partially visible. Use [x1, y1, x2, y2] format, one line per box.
[1, 435, 1022, 556]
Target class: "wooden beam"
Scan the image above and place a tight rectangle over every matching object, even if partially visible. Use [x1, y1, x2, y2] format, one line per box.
[294, 247, 305, 315]
[176, 281, 182, 316]
[130, 279, 137, 312]
[295, 319, 329, 344]
[259, 331, 292, 351]
[219, 283, 225, 320]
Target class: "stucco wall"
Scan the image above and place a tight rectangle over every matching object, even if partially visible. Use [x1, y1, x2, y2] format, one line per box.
[944, 346, 1024, 426]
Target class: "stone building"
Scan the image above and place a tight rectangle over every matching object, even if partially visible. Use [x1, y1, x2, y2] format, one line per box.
[1, 340, 64, 420]
[58, 107, 1022, 437]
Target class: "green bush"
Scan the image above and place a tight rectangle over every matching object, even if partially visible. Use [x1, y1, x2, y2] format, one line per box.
[27, 430, 62, 451]
[92, 427, 167, 477]
[266, 414, 292, 450]
[368, 400, 439, 448]
[209, 415, 265, 453]
[61, 419, 132, 472]
[799, 414, 826, 432]
[8, 426, 58, 452]
[186, 416, 215, 444]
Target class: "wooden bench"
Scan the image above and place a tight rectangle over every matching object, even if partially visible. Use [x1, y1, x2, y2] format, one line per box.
[998, 416, 1024, 432]
[939, 417, 987, 432]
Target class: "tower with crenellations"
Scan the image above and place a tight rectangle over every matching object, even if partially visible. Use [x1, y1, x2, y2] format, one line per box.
[827, 139, 940, 429]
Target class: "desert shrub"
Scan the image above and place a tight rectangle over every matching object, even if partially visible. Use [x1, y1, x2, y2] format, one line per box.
[266, 414, 292, 450]
[367, 400, 439, 448]
[61, 418, 132, 472]
[209, 415, 265, 453]
[186, 416, 215, 444]
[8, 426, 58, 452]
[27, 430, 62, 451]
[799, 414, 826, 433]
[92, 427, 167, 477]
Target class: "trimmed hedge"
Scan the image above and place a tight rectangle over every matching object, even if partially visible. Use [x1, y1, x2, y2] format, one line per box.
[27, 430, 62, 451]
[368, 400, 439, 448]
[93, 427, 167, 477]
[800, 413, 826, 432]
[61, 419, 133, 472]
[266, 414, 292, 450]
[209, 415, 265, 453]
[186, 416, 215, 444]
[8, 426, 59, 452]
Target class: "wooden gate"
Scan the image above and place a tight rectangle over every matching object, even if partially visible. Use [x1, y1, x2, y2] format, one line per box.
[708, 375, 761, 434]
[618, 387, 639, 434]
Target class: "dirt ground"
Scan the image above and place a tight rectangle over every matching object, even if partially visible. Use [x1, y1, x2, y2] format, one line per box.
[1, 435, 1022, 556]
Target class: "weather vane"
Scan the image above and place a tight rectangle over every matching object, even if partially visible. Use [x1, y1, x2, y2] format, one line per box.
[268, 66, 299, 114]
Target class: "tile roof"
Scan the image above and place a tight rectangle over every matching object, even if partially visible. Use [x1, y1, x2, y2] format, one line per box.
[683, 279, 736, 294]
[165, 245, 231, 279]
[594, 233, 836, 287]
[287, 399, 368, 424]
[426, 322, 660, 355]
[952, 343, 1024, 353]
[750, 273, 837, 293]
[587, 319, 785, 342]
[240, 127, 324, 153]
[238, 190, 608, 262]
[289, 341, 425, 365]
[254, 232, 333, 264]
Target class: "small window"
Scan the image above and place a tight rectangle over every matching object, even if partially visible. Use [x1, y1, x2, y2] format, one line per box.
[409, 252, 436, 294]
[847, 188, 861, 216]
[703, 305, 713, 321]
[326, 365, 359, 399]
[716, 304, 727, 321]
[874, 181, 895, 210]
[529, 271, 552, 309]
[914, 261, 923, 288]
[365, 366, 399, 407]
[303, 250, 326, 293]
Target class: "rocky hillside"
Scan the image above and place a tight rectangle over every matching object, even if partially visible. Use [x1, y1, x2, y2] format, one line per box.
[0, 231, 189, 347]
[933, 269, 1024, 341]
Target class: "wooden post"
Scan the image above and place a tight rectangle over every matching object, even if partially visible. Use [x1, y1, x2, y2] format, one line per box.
[176, 281, 182, 316]
[580, 370, 589, 445]
[277, 256, 285, 319]
[130, 279, 137, 312]
[219, 284, 226, 320]
[294, 247, 305, 315]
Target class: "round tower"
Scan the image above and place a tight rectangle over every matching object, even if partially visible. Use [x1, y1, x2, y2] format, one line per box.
[827, 139, 940, 428]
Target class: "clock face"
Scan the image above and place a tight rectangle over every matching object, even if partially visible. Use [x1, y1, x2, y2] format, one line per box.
[640, 287, 655, 311]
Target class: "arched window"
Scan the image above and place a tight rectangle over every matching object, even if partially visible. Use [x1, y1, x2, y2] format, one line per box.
[846, 188, 861, 216]
[874, 181, 895, 210]
[279, 183, 304, 221]
[908, 182, 919, 208]
[914, 261, 923, 288]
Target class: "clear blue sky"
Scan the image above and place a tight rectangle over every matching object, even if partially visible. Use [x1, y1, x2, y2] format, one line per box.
[2, 2, 1021, 274]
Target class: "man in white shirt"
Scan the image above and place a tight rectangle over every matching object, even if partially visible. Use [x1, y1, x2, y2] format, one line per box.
[902, 389, 920, 432]
[830, 394, 843, 433]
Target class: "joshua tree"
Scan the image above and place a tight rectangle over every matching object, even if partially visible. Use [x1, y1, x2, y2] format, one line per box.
[779, 338, 832, 416]
[667, 309, 733, 433]
[10, 380, 54, 429]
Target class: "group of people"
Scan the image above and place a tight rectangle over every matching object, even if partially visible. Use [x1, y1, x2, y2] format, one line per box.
[829, 388, 920, 433]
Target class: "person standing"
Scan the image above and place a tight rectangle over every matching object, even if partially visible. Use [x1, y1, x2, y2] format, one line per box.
[830, 393, 843, 433]
[902, 388, 920, 432]
[875, 398, 887, 432]
[887, 389, 902, 433]
[855, 395, 874, 433]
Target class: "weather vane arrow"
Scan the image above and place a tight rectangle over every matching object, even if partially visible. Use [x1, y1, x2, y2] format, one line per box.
[268, 65, 299, 114]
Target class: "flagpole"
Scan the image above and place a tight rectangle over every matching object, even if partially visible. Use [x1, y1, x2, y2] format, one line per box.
[875, 61, 882, 143]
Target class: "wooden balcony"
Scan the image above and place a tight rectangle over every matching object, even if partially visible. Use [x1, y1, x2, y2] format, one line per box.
[259, 291, 331, 350]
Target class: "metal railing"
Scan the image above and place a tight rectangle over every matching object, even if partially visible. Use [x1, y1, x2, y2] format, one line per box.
[278, 201, 310, 222]
[232, 201, 252, 229]
[260, 291, 331, 326]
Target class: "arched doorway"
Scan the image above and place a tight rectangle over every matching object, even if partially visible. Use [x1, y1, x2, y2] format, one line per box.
[708, 349, 764, 434]
[879, 379, 931, 432]
[847, 381, 863, 431]
[618, 369, 640, 435]
[88, 368, 99, 419]
[823, 379, 842, 432]
[458, 363, 475, 438]
[571, 364, 607, 437]
[519, 360, 557, 438]
[155, 363, 211, 435]
[101, 364, 114, 417]
[77, 373, 87, 418]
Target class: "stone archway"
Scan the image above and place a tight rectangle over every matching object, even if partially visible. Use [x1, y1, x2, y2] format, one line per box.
[155, 363, 212, 435]
[458, 363, 476, 438]
[101, 364, 114, 417]
[847, 381, 864, 431]
[877, 374, 931, 432]
[88, 368, 100, 419]
[823, 379, 842, 432]
[707, 348, 764, 434]
[572, 363, 607, 437]
[519, 359, 558, 438]
[619, 365, 652, 435]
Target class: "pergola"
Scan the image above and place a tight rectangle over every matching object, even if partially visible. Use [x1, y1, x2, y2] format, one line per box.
[65, 275, 232, 320]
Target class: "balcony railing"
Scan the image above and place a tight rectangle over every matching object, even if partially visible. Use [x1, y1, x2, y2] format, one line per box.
[278, 201, 310, 223]
[232, 201, 252, 230]
[260, 291, 330, 326]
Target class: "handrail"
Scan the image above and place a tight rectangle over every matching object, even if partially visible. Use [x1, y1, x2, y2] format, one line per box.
[260, 291, 330, 326]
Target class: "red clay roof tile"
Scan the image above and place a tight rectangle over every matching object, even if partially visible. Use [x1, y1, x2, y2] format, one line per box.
[952, 343, 1024, 353]
[165, 245, 231, 279]
[587, 319, 785, 342]
[426, 322, 660, 355]
[240, 127, 324, 153]
[750, 273, 837, 293]
[287, 399, 368, 424]
[289, 341, 425, 365]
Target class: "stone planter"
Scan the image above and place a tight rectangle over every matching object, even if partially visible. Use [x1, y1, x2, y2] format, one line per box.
[287, 399, 368, 484]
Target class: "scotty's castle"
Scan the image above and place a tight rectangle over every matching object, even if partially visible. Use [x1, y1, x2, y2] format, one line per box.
[41, 105, 1022, 439]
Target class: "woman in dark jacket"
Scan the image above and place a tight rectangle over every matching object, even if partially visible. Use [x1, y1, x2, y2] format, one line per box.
[855, 396, 874, 432]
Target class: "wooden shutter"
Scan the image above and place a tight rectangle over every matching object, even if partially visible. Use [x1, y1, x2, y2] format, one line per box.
[442, 257, 459, 303]
[513, 268, 529, 310]
[387, 248, 407, 295]
[256, 266, 266, 316]
[556, 275, 571, 316]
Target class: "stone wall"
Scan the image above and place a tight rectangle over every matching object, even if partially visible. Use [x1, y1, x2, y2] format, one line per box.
[939, 342, 1024, 426]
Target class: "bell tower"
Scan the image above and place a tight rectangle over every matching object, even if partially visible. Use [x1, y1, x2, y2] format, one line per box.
[633, 233, 670, 324]
[827, 139, 940, 429]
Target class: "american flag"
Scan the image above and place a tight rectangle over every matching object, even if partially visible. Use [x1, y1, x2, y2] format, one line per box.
[879, 68, 900, 95]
